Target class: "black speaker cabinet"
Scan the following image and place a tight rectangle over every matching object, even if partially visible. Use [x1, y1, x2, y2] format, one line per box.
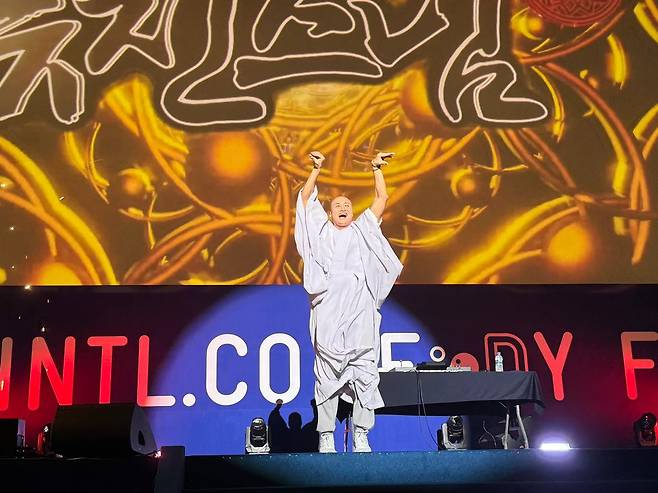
[52, 403, 156, 457]
[0, 419, 25, 457]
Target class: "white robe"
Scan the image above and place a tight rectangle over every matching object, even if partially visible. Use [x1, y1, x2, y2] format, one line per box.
[294, 186, 403, 409]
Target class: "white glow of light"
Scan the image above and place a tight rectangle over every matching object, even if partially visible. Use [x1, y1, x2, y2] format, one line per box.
[9, 226, 15, 231]
[540, 442, 571, 451]
[24, 285, 32, 291]
[154, 450, 162, 459]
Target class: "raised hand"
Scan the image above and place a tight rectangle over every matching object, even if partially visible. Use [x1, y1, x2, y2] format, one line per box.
[371, 152, 394, 169]
[309, 151, 325, 169]
[301, 151, 325, 206]
[369, 152, 392, 221]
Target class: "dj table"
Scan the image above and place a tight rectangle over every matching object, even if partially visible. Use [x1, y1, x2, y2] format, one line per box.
[377, 370, 545, 449]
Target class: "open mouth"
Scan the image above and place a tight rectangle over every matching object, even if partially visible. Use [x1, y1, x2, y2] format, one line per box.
[339, 213, 347, 219]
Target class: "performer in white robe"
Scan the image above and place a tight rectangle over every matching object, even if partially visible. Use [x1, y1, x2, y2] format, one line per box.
[294, 151, 403, 453]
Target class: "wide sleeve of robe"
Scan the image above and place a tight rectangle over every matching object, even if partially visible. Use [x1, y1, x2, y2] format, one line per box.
[294, 186, 329, 298]
[354, 208, 404, 308]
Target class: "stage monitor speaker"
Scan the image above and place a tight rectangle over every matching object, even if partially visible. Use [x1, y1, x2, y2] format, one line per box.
[52, 403, 156, 457]
[0, 419, 25, 457]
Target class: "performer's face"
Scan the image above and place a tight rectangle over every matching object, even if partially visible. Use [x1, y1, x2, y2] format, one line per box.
[330, 196, 353, 228]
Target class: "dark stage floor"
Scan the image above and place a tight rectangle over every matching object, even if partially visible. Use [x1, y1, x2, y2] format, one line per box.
[3, 447, 657, 493]
[184, 448, 658, 492]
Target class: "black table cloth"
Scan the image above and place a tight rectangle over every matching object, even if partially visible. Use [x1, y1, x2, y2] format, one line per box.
[377, 370, 544, 416]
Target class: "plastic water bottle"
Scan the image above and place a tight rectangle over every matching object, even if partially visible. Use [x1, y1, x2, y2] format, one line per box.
[495, 352, 504, 372]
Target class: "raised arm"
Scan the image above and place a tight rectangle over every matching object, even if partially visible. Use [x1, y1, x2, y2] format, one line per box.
[301, 151, 325, 207]
[369, 152, 393, 221]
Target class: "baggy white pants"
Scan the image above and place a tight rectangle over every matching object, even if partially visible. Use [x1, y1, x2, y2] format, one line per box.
[316, 386, 375, 433]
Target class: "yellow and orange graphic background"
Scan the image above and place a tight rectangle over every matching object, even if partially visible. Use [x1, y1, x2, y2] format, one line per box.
[1, 1, 657, 285]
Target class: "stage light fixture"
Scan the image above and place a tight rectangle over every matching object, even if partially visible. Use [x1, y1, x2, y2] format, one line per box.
[634, 412, 657, 447]
[245, 417, 270, 454]
[438, 415, 467, 450]
[36, 422, 52, 455]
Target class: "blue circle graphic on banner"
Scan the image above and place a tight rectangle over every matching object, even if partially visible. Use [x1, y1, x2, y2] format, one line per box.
[148, 285, 445, 454]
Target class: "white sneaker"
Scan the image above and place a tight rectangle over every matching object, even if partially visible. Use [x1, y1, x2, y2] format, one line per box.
[318, 432, 336, 453]
[353, 427, 371, 453]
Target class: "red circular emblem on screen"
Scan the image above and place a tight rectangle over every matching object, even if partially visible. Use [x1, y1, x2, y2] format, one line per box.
[526, 0, 621, 27]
